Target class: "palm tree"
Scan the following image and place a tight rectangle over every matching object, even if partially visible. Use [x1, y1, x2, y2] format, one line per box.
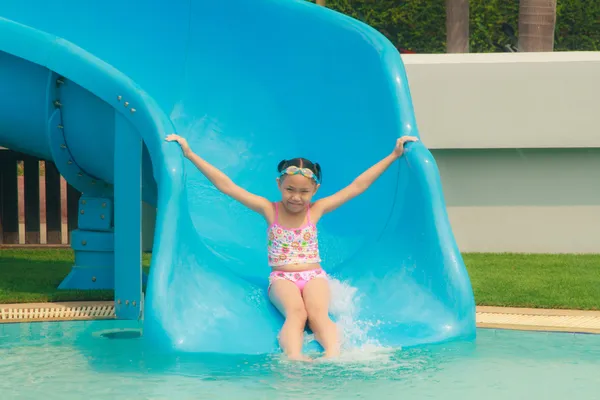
[518, 0, 557, 51]
[446, 0, 469, 53]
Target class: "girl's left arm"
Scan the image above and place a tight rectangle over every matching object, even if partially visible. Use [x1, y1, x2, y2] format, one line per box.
[312, 136, 418, 218]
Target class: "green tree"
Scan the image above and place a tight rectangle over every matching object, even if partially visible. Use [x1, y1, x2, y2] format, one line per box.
[554, 0, 600, 51]
[304, 0, 600, 53]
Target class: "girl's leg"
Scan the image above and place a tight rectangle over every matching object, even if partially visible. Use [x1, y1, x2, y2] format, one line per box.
[302, 277, 340, 358]
[268, 279, 311, 361]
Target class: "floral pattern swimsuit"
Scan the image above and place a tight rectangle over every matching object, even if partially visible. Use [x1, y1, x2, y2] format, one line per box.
[267, 202, 326, 292]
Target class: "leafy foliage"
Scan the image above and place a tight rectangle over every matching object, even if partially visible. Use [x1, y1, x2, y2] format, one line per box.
[554, 0, 600, 51]
[305, 0, 600, 53]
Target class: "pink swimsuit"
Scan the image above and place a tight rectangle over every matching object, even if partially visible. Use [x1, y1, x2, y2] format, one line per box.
[267, 202, 326, 292]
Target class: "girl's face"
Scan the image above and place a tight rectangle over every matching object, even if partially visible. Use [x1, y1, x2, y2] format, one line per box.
[277, 174, 319, 213]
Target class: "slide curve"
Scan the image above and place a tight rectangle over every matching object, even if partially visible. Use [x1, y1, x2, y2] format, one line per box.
[0, 0, 475, 354]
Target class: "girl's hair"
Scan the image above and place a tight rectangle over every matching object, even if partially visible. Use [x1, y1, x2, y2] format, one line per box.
[277, 158, 322, 183]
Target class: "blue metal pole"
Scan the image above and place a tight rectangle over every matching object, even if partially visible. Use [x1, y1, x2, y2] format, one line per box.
[114, 113, 143, 320]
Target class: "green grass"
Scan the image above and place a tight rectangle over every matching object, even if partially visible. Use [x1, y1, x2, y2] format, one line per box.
[0, 249, 599, 310]
[0, 249, 150, 304]
[463, 253, 600, 310]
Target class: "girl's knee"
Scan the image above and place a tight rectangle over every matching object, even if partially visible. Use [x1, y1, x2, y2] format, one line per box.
[306, 307, 331, 324]
[286, 305, 308, 323]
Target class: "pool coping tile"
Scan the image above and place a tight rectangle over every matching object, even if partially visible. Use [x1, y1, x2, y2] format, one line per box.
[1, 302, 599, 334]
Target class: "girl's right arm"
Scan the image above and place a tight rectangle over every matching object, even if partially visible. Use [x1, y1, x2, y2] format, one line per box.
[166, 134, 272, 217]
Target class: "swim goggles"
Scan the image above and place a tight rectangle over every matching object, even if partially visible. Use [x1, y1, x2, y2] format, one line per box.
[279, 166, 320, 183]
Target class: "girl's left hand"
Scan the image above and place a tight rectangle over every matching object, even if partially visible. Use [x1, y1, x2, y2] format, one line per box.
[393, 136, 419, 158]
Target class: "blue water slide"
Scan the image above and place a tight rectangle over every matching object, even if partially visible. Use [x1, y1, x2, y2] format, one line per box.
[0, 0, 475, 353]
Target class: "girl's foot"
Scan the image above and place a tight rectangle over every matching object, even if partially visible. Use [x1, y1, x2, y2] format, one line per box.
[287, 353, 313, 362]
[323, 350, 340, 359]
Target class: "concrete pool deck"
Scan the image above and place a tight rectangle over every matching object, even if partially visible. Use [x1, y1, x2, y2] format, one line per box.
[1, 301, 600, 334]
[476, 306, 600, 334]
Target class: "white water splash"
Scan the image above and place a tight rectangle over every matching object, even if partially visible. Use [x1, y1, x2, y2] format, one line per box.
[302, 277, 394, 362]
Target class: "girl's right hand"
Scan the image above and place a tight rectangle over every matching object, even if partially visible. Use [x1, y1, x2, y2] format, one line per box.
[392, 135, 419, 158]
[166, 134, 191, 157]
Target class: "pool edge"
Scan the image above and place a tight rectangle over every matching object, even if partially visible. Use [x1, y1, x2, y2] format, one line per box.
[477, 306, 600, 334]
[0, 301, 116, 323]
[1, 302, 599, 334]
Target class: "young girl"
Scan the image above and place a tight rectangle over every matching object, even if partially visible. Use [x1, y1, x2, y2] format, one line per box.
[166, 133, 418, 361]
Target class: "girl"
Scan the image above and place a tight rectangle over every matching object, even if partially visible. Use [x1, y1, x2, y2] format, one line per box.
[166, 133, 418, 361]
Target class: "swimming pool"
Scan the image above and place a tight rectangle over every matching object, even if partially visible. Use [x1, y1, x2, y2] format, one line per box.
[1, 320, 599, 399]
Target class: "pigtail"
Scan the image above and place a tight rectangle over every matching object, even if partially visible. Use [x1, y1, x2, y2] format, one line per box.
[314, 162, 322, 183]
[277, 159, 288, 172]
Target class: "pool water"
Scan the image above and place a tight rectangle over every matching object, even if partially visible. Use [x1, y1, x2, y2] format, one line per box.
[1, 320, 599, 399]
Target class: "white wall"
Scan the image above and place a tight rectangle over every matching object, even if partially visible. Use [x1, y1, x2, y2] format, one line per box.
[403, 52, 600, 149]
[403, 52, 600, 253]
[431, 148, 600, 253]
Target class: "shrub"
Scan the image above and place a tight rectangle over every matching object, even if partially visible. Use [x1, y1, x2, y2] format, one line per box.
[306, 0, 600, 53]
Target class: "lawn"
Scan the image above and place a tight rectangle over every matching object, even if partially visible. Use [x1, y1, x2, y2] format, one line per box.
[0, 249, 151, 303]
[0, 249, 599, 310]
[464, 253, 600, 310]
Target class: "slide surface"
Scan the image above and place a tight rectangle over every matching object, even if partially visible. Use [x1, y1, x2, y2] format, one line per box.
[0, 0, 475, 354]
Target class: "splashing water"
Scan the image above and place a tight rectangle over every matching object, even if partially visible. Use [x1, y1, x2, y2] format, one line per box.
[329, 278, 373, 348]
[301, 277, 394, 363]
